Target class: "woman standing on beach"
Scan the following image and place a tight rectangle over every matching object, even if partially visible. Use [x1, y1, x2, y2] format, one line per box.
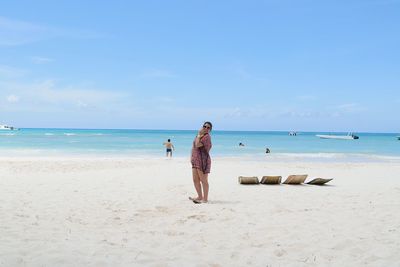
[190, 121, 212, 204]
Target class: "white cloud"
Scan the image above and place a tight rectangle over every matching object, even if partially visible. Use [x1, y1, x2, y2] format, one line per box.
[77, 100, 89, 109]
[335, 103, 365, 113]
[0, 79, 127, 112]
[219, 107, 321, 120]
[0, 65, 27, 78]
[0, 16, 108, 46]
[6, 94, 19, 103]
[234, 66, 251, 79]
[222, 106, 277, 119]
[0, 16, 47, 45]
[31, 56, 54, 64]
[228, 62, 269, 82]
[297, 95, 317, 101]
[224, 107, 251, 118]
[141, 69, 177, 78]
[37, 80, 124, 107]
[274, 109, 325, 119]
[155, 97, 175, 104]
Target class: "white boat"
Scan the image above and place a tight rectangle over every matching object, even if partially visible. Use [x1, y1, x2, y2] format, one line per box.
[316, 133, 359, 140]
[0, 124, 18, 130]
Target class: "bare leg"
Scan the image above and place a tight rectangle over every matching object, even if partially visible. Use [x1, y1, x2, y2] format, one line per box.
[192, 168, 203, 200]
[197, 169, 209, 202]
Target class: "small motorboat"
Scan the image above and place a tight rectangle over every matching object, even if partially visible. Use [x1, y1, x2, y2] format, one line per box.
[0, 124, 19, 130]
[316, 133, 359, 140]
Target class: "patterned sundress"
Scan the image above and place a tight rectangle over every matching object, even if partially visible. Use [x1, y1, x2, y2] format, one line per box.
[191, 133, 212, 174]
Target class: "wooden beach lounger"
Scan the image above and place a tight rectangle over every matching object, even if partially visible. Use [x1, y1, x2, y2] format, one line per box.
[282, 174, 308, 185]
[238, 176, 259, 184]
[306, 178, 333, 185]
[260, 176, 282, 184]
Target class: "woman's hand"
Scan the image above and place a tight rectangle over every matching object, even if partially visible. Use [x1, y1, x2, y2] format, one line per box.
[195, 128, 205, 147]
[198, 127, 207, 137]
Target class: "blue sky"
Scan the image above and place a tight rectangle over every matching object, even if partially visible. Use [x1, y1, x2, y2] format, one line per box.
[0, 0, 399, 132]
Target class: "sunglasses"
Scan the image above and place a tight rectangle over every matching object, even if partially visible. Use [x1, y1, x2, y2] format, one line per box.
[203, 125, 211, 129]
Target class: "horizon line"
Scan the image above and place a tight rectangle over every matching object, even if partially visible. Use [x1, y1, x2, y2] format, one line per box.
[13, 127, 399, 135]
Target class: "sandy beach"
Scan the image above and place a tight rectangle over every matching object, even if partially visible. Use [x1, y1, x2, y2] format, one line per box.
[1, 157, 400, 266]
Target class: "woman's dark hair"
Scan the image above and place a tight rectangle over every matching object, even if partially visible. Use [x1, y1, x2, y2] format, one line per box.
[203, 121, 213, 131]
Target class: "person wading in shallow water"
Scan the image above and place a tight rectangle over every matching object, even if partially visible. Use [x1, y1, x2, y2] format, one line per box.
[189, 121, 212, 204]
[163, 139, 175, 157]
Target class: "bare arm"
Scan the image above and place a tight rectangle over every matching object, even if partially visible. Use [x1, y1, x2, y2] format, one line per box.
[195, 128, 208, 148]
[195, 135, 204, 148]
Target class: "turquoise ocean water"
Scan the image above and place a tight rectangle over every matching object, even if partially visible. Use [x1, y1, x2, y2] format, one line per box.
[0, 129, 399, 161]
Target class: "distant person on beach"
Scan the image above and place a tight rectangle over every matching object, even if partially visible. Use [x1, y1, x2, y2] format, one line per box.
[265, 147, 271, 153]
[189, 121, 212, 204]
[163, 139, 175, 157]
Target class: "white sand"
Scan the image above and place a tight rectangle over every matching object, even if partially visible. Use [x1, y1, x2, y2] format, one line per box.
[1, 157, 400, 267]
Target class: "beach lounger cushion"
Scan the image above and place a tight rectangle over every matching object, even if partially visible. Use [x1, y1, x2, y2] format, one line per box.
[306, 178, 333, 185]
[260, 176, 282, 184]
[282, 174, 308, 184]
[238, 176, 259, 184]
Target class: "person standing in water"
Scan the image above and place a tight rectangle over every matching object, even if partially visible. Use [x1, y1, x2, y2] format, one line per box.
[189, 121, 212, 204]
[163, 139, 175, 157]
